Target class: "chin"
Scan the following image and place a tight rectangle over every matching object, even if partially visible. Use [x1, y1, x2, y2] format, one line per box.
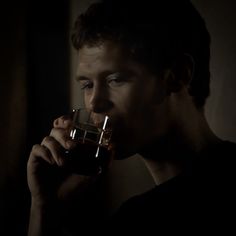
[109, 126, 139, 160]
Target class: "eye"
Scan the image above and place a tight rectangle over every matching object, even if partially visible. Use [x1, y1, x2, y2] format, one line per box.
[107, 73, 126, 87]
[80, 80, 93, 90]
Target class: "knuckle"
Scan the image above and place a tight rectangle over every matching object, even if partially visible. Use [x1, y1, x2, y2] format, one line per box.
[51, 128, 68, 144]
[42, 136, 53, 144]
[31, 144, 40, 152]
[49, 128, 57, 136]
[50, 128, 63, 140]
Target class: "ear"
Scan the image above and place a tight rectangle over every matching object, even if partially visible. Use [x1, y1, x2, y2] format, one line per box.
[164, 53, 195, 94]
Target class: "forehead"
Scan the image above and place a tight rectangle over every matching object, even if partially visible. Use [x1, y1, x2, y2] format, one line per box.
[76, 41, 150, 78]
[77, 42, 126, 72]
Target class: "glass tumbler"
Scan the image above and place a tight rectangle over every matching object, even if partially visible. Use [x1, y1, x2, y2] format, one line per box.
[64, 108, 112, 175]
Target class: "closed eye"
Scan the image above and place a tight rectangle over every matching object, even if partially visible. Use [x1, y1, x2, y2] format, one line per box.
[106, 73, 128, 87]
[80, 80, 93, 90]
[76, 75, 93, 90]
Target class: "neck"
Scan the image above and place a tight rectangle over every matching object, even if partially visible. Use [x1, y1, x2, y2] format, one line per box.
[140, 112, 221, 185]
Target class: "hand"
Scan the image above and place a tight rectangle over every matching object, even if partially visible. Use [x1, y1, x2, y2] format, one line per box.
[27, 115, 99, 206]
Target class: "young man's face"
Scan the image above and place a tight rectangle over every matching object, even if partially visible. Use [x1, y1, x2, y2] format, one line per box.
[76, 41, 170, 159]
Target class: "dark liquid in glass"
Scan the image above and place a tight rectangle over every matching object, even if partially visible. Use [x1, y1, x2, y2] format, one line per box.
[64, 140, 111, 175]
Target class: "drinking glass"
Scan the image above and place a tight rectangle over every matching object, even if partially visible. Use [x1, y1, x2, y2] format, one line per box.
[64, 108, 112, 175]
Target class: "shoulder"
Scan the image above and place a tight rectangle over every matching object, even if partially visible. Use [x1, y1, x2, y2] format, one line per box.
[111, 177, 187, 224]
[110, 141, 236, 231]
[109, 187, 167, 232]
[113, 186, 159, 215]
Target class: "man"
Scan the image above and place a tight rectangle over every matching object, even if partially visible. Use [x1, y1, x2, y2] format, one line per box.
[27, 0, 236, 235]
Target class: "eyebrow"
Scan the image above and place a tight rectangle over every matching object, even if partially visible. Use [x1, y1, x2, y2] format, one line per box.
[75, 70, 116, 82]
[75, 69, 134, 82]
[76, 75, 90, 81]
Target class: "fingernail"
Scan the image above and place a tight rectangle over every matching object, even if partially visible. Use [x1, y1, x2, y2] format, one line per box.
[63, 119, 70, 125]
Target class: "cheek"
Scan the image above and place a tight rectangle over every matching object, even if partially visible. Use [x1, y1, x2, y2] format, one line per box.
[111, 85, 142, 113]
[111, 93, 147, 132]
[84, 96, 89, 108]
[83, 91, 93, 108]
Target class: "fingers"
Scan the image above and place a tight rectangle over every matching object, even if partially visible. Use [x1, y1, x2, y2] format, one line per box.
[49, 127, 77, 150]
[29, 114, 77, 169]
[41, 136, 65, 166]
[29, 144, 55, 165]
[53, 115, 73, 129]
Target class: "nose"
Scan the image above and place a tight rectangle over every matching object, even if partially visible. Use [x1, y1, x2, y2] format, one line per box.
[88, 85, 113, 113]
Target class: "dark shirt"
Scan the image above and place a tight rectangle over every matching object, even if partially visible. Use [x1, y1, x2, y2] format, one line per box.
[110, 141, 236, 234]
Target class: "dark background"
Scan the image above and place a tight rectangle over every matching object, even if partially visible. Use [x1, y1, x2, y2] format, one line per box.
[0, 0, 236, 235]
[0, 1, 70, 235]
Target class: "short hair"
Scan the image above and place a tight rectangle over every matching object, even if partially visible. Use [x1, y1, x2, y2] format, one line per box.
[71, 0, 211, 108]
